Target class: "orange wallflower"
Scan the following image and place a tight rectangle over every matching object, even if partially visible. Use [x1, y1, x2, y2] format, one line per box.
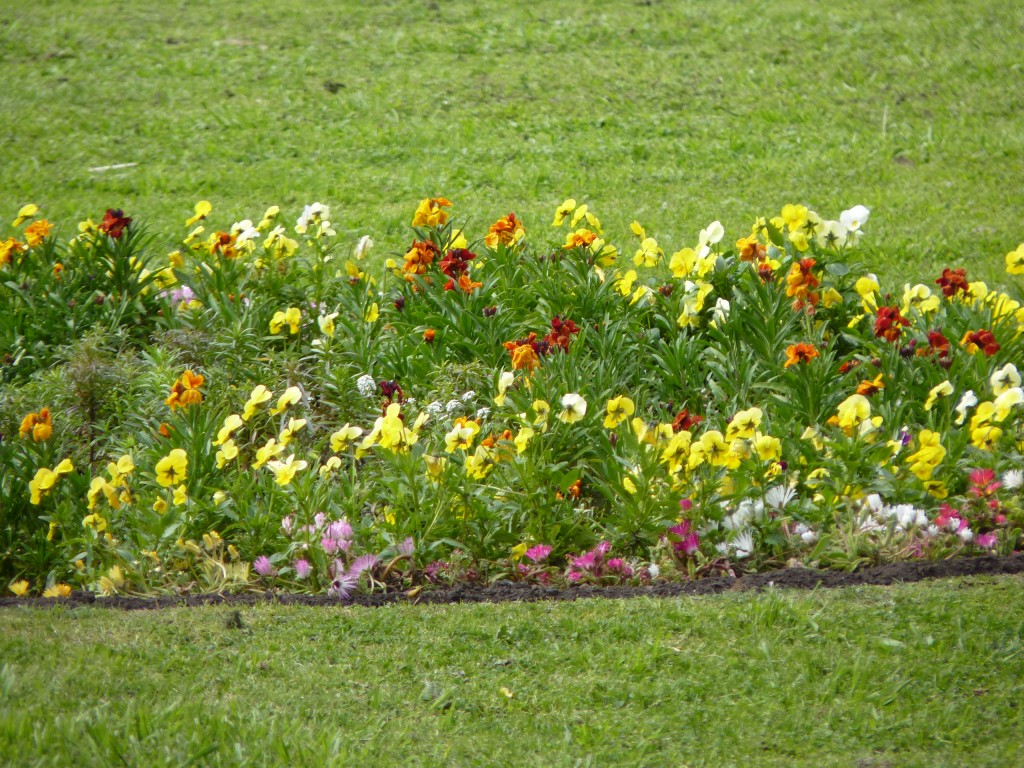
[456, 274, 483, 293]
[209, 231, 239, 259]
[423, 328, 436, 343]
[504, 334, 542, 371]
[563, 229, 598, 250]
[785, 258, 820, 309]
[403, 240, 440, 276]
[484, 213, 525, 249]
[783, 343, 819, 367]
[856, 374, 885, 396]
[165, 370, 205, 409]
[735, 235, 766, 262]
[24, 220, 52, 248]
[19, 408, 52, 442]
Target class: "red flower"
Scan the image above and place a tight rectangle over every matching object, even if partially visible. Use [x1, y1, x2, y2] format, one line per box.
[672, 408, 704, 432]
[935, 267, 969, 298]
[873, 305, 910, 343]
[960, 329, 1000, 356]
[543, 316, 580, 351]
[922, 329, 951, 358]
[99, 209, 132, 239]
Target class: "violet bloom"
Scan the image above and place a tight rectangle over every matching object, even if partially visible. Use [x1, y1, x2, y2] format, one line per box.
[398, 537, 416, 556]
[293, 559, 312, 579]
[525, 544, 553, 563]
[253, 555, 274, 577]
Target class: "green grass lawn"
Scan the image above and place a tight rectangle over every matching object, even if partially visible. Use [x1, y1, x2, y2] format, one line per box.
[1, 0, 1022, 284]
[3, 576, 1023, 767]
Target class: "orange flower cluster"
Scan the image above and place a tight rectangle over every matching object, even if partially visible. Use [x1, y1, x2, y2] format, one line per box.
[961, 329, 1000, 356]
[783, 343, 819, 368]
[484, 213, 524, 249]
[165, 370, 205, 410]
[785, 258, 820, 310]
[24, 220, 52, 248]
[412, 197, 451, 227]
[99, 208, 132, 239]
[919, 329, 951, 358]
[856, 374, 885, 396]
[735, 234, 767, 262]
[504, 333, 543, 371]
[562, 229, 598, 250]
[403, 240, 441, 277]
[209, 232, 239, 260]
[439, 248, 482, 293]
[19, 408, 52, 442]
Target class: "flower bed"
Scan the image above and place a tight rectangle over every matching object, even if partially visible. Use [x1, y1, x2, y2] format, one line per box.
[2, 199, 1023, 599]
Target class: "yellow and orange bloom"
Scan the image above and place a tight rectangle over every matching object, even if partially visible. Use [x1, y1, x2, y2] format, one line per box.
[165, 370, 205, 410]
[783, 343, 818, 368]
[19, 408, 52, 442]
[485, 213, 525, 249]
[412, 197, 451, 227]
[24, 219, 53, 247]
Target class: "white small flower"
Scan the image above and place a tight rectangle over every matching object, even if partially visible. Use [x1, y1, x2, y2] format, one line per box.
[648, 564, 660, 579]
[426, 401, 445, 417]
[712, 297, 730, 326]
[1002, 469, 1023, 490]
[475, 407, 491, 420]
[732, 529, 754, 559]
[959, 528, 975, 543]
[699, 220, 724, 247]
[356, 374, 377, 398]
[445, 399, 463, 414]
[765, 485, 796, 511]
[461, 390, 477, 402]
[353, 235, 374, 260]
[840, 205, 870, 232]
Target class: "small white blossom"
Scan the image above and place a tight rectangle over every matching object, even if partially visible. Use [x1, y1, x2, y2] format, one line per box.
[461, 390, 477, 402]
[648, 564, 660, 579]
[445, 399, 463, 414]
[426, 401, 445, 417]
[475, 407, 491, 420]
[356, 374, 377, 397]
[1002, 469, 1023, 490]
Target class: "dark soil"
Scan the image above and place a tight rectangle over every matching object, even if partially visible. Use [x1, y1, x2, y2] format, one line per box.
[3, 555, 1022, 611]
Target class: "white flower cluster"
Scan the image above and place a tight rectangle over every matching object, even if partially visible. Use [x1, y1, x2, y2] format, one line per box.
[356, 374, 377, 398]
[295, 202, 336, 237]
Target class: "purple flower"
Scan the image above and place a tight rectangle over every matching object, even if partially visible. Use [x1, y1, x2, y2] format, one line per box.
[328, 574, 356, 600]
[293, 559, 312, 579]
[525, 544, 553, 563]
[398, 537, 416, 556]
[253, 555, 274, 577]
[349, 554, 378, 579]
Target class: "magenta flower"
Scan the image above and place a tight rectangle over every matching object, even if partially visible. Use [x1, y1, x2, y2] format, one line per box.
[676, 533, 700, 556]
[328, 574, 356, 600]
[253, 555, 274, 576]
[294, 559, 312, 579]
[566, 569, 584, 583]
[607, 558, 633, 577]
[572, 551, 599, 571]
[976, 532, 998, 549]
[525, 544, 552, 563]
[680, 498, 693, 513]
[349, 553, 379, 579]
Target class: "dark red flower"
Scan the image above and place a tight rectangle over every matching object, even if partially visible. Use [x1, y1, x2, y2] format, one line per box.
[935, 267, 969, 298]
[99, 208, 132, 239]
[543, 316, 580, 351]
[873, 305, 910, 343]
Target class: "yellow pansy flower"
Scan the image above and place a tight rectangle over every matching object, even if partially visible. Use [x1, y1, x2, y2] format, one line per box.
[270, 386, 302, 415]
[267, 454, 308, 486]
[243, 385, 272, 420]
[603, 396, 635, 429]
[330, 424, 364, 452]
[154, 449, 187, 488]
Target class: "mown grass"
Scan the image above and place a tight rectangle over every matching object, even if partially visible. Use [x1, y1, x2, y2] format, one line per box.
[1, 0, 1022, 284]
[3, 576, 1024, 767]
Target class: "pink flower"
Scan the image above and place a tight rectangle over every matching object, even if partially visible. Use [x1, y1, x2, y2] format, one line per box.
[968, 468, 1000, 497]
[321, 537, 340, 555]
[253, 555, 274, 576]
[525, 544, 552, 563]
[328, 575, 356, 600]
[294, 559, 312, 579]
[314, 512, 327, 529]
[572, 551, 599, 571]
[327, 519, 352, 540]
[566, 569, 584, 583]
[976, 532, 998, 549]
[676, 533, 700, 556]
[281, 515, 294, 536]
[349, 554, 378, 579]
[607, 558, 632, 577]
[679, 498, 693, 513]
